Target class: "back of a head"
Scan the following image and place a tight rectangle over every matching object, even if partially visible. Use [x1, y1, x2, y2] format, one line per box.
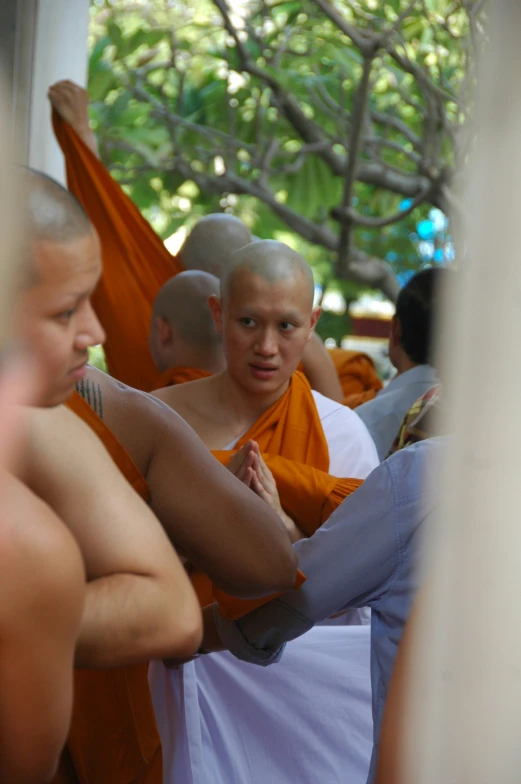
[153, 270, 221, 347]
[179, 213, 253, 278]
[396, 267, 449, 366]
[221, 239, 315, 307]
[23, 168, 92, 249]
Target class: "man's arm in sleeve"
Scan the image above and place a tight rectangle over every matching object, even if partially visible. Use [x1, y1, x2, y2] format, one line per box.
[22, 406, 202, 668]
[144, 394, 298, 597]
[211, 459, 399, 664]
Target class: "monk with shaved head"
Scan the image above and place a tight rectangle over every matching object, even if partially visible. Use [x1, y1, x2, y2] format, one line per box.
[0, 143, 85, 781]
[149, 239, 378, 784]
[150, 270, 225, 386]
[155, 238, 377, 479]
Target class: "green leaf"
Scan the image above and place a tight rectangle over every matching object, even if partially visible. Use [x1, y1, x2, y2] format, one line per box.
[89, 64, 119, 102]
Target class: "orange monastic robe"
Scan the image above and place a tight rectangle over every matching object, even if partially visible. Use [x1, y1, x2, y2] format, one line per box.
[53, 392, 161, 784]
[157, 365, 213, 387]
[184, 371, 361, 619]
[53, 112, 182, 392]
[327, 347, 383, 406]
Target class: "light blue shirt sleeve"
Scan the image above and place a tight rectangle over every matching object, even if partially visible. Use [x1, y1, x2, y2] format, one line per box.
[215, 460, 400, 665]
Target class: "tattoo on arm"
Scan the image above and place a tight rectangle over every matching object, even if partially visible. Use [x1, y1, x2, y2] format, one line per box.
[75, 379, 104, 419]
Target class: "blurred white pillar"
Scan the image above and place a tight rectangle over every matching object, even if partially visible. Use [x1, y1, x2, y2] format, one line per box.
[403, 2, 521, 782]
[28, 0, 90, 180]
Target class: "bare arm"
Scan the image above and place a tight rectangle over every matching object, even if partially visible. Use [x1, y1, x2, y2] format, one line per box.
[0, 475, 84, 784]
[81, 368, 297, 597]
[146, 396, 298, 597]
[22, 406, 202, 668]
[48, 80, 99, 157]
[301, 333, 344, 402]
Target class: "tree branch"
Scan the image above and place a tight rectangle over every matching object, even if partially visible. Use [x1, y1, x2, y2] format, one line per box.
[312, 0, 377, 55]
[332, 183, 432, 227]
[337, 54, 374, 276]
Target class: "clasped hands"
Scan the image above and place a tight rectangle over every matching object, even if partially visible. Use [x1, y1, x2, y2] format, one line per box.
[226, 441, 304, 544]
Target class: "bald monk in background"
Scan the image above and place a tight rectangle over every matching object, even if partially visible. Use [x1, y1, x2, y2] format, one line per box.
[48, 80, 355, 402]
[149, 270, 225, 386]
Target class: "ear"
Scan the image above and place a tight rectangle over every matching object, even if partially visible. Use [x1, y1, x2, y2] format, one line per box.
[156, 316, 173, 346]
[208, 295, 224, 334]
[306, 307, 321, 342]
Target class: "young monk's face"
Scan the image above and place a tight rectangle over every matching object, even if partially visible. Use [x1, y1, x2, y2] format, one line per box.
[19, 229, 105, 406]
[211, 269, 319, 395]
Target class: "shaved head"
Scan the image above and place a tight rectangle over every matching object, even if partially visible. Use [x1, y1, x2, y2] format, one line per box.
[221, 240, 315, 307]
[179, 214, 252, 278]
[24, 168, 93, 246]
[153, 271, 221, 348]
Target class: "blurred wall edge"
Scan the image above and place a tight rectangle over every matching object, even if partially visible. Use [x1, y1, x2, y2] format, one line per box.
[0, 0, 90, 181]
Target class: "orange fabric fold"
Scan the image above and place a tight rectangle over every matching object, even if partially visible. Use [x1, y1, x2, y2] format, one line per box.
[54, 393, 160, 784]
[232, 371, 330, 470]
[157, 365, 213, 387]
[327, 347, 383, 400]
[53, 112, 182, 392]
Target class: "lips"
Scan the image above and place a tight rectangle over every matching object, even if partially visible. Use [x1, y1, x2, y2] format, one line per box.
[69, 361, 88, 379]
[249, 363, 278, 380]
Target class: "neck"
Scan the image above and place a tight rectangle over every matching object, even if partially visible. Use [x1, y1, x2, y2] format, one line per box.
[214, 370, 290, 427]
[393, 351, 419, 376]
[159, 346, 226, 375]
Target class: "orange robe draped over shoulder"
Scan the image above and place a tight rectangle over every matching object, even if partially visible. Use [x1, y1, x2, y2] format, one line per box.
[327, 347, 383, 406]
[53, 112, 182, 392]
[157, 365, 213, 387]
[53, 392, 161, 784]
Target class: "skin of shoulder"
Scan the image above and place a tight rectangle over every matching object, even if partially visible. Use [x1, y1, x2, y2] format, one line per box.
[152, 375, 221, 435]
[0, 472, 85, 784]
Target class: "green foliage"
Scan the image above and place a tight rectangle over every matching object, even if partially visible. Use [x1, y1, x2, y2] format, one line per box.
[88, 0, 473, 298]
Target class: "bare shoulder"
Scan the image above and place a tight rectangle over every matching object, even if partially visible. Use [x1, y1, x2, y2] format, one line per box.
[152, 376, 219, 432]
[20, 404, 112, 490]
[24, 403, 93, 447]
[81, 366, 185, 472]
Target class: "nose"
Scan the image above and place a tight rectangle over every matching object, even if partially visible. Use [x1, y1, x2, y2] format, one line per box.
[75, 302, 106, 351]
[254, 327, 278, 357]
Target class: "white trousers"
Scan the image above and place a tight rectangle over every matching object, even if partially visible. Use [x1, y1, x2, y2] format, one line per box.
[149, 625, 373, 784]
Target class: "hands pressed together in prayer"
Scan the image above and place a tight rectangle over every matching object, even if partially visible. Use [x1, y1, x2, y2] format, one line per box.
[226, 441, 305, 544]
[163, 443, 305, 671]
